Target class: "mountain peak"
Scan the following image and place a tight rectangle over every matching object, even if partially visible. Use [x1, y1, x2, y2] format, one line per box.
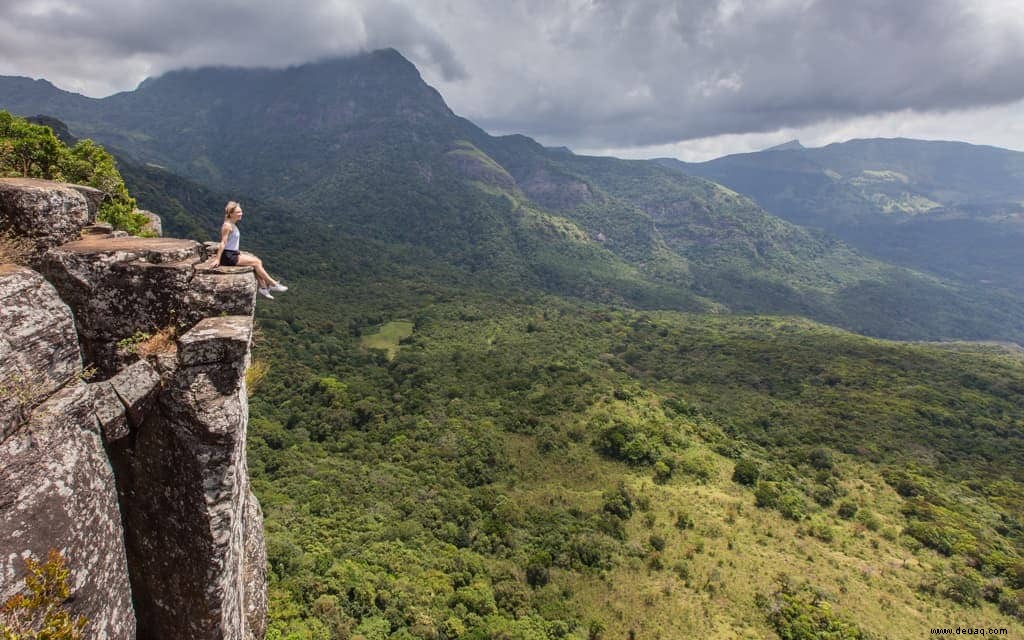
[763, 139, 804, 152]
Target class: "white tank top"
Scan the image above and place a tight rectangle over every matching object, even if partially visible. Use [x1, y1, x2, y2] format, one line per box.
[225, 224, 240, 251]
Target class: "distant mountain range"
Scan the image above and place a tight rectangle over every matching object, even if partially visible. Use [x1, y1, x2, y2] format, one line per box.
[3, 49, 1023, 342]
[659, 138, 1024, 296]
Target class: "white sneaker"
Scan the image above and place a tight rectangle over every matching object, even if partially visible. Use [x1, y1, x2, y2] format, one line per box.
[258, 287, 275, 300]
[269, 282, 288, 293]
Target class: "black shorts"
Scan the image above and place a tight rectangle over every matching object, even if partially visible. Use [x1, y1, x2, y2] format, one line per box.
[219, 250, 239, 266]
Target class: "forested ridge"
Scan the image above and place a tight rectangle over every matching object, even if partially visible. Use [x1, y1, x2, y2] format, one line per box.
[4, 52, 1024, 639]
[4, 51, 1024, 344]
[661, 139, 1024, 301]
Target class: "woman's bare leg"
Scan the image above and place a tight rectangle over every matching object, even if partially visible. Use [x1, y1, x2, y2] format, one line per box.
[236, 253, 275, 288]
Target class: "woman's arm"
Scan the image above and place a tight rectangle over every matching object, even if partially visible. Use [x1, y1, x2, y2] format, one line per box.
[210, 222, 230, 265]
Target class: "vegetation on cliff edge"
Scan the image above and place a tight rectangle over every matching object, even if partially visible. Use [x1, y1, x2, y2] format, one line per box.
[0, 111, 147, 234]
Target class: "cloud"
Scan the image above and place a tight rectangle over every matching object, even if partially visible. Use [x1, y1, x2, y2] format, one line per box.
[578, 99, 1024, 162]
[420, 0, 1024, 147]
[1, 0, 1023, 151]
[0, 0, 463, 96]
[362, 2, 465, 81]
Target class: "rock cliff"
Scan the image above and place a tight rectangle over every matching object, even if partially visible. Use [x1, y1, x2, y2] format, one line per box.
[0, 177, 267, 639]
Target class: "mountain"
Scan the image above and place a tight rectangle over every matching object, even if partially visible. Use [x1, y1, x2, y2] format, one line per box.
[4, 55, 1024, 638]
[658, 138, 1024, 296]
[762, 139, 805, 152]
[4, 53, 1024, 343]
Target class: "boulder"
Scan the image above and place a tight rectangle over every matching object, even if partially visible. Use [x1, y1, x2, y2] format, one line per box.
[178, 316, 253, 368]
[0, 265, 82, 439]
[0, 178, 94, 259]
[93, 381, 129, 443]
[138, 209, 162, 237]
[67, 184, 105, 220]
[186, 265, 257, 326]
[0, 383, 135, 640]
[108, 359, 161, 428]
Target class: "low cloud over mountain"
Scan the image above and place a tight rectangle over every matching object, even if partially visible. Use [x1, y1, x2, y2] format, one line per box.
[3, 0, 1023, 149]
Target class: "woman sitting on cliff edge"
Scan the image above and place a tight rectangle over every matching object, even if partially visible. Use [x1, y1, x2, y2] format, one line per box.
[208, 200, 288, 300]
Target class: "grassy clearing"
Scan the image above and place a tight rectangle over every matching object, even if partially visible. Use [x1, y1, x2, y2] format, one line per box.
[551, 453, 1023, 639]
[360, 320, 414, 360]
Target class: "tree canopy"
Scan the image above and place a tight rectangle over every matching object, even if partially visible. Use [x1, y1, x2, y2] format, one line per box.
[0, 111, 148, 234]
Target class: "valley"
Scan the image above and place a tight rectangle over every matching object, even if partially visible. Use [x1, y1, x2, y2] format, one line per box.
[2, 50, 1023, 639]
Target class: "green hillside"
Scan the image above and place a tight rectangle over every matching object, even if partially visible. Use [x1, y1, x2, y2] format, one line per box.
[661, 139, 1024, 297]
[506, 149, 1024, 340]
[4, 54, 1024, 342]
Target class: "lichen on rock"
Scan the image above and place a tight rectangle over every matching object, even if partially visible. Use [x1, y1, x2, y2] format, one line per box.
[0, 178, 99, 262]
[0, 371, 136, 640]
[0, 264, 82, 438]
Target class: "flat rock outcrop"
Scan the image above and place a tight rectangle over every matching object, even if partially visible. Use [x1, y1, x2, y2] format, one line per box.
[0, 178, 99, 260]
[41, 236, 256, 375]
[0, 179, 266, 639]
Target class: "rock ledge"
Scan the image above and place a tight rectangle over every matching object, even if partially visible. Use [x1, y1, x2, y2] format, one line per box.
[0, 179, 266, 640]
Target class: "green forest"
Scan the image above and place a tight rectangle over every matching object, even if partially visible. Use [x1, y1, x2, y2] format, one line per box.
[241, 243, 1024, 639]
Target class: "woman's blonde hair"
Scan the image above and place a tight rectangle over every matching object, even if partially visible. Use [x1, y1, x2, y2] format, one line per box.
[224, 201, 240, 218]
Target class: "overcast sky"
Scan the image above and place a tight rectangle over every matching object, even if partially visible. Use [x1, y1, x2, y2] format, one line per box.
[3, 0, 1024, 160]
